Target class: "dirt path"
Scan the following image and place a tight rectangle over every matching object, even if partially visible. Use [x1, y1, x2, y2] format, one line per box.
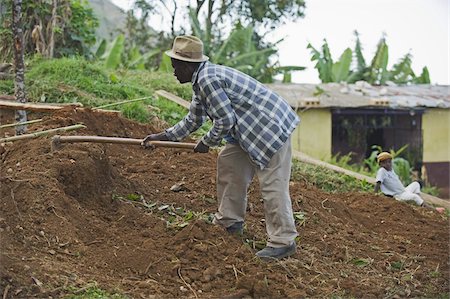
[1, 109, 448, 298]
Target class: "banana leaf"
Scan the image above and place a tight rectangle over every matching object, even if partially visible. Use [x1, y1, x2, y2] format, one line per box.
[332, 48, 352, 82]
[105, 34, 125, 69]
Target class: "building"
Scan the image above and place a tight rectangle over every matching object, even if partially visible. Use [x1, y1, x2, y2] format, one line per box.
[268, 82, 450, 198]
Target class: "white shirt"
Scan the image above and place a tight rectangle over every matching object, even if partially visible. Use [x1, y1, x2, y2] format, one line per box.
[376, 167, 405, 196]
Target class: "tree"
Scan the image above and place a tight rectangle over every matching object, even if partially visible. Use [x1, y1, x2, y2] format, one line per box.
[133, 0, 305, 53]
[0, 0, 98, 60]
[130, 0, 306, 82]
[12, 0, 27, 135]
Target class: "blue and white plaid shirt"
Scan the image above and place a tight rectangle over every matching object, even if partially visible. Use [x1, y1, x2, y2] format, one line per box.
[165, 62, 300, 169]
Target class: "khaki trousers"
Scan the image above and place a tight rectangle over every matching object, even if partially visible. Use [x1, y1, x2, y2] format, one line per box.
[213, 138, 298, 247]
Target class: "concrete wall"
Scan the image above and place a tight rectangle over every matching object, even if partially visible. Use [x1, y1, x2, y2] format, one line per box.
[422, 108, 450, 198]
[423, 109, 450, 162]
[292, 109, 331, 160]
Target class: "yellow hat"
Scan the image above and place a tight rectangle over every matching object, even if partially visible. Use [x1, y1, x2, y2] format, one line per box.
[377, 152, 392, 163]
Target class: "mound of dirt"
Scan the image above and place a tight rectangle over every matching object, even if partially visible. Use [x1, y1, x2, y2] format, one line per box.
[1, 108, 448, 298]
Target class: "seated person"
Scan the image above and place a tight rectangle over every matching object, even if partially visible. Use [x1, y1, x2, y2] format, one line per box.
[374, 152, 434, 209]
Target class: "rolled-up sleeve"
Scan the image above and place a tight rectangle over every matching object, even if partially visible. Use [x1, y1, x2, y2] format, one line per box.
[199, 78, 236, 147]
[165, 96, 206, 141]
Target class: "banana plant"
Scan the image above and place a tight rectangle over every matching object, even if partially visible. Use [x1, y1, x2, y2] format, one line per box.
[307, 40, 333, 83]
[189, 9, 304, 83]
[96, 35, 162, 71]
[308, 41, 352, 83]
[309, 32, 431, 85]
[104, 34, 125, 69]
[390, 53, 414, 84]
[368, 36, 389, 85]
[414, 67, 430, 84]
[346, 31, 368, 83]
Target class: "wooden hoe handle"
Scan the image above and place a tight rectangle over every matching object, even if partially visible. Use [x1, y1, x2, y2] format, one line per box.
[51, 135, 196, 151]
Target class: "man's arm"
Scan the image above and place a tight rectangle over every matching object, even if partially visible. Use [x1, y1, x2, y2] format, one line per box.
[165, 96, 206, 141]
[199, 78, 235, 147]
[374, 181, 381, 193]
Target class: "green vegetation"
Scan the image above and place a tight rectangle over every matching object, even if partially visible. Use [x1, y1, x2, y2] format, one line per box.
[1, 0, 98, 60]
[65, 284, 126, 299]
[291, 160, 374, 193]
[308, 31, 430, 85]
[112, 192, 213, 229]
[0, 57, 193, 123]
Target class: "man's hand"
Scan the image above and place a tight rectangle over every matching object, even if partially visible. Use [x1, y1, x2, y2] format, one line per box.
[194, 140, 209, 153]
[142, 132, 169, 149]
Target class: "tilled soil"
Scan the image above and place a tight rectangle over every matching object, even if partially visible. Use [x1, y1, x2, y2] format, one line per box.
[0, 108, 449, 298]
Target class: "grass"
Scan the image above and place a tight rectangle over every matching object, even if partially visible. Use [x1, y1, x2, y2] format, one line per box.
[0, 57, 193, 124]
[291, 159, 374, 193]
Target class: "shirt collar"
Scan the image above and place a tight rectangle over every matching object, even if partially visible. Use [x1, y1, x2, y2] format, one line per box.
[191, 61, 207, 85]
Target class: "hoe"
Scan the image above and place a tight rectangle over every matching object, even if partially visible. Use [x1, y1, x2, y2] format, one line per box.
[51, 135, 196, 152]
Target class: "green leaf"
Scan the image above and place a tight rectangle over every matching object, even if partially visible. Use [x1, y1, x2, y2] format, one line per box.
[352, 258, 372, 268]
[95, 39, 107, 58]
[313, 86, 325, 96]
[129, 48, 160, 70]
[369, 36, 389, 84]
[105, 34, 125, 69]
[414, 66, 430, 84]
[227, 48, 276, 65]
[332, 48, 352, 82]
[282, 71, 292, 83]
[126, 193, 140, 201]
[390, 53, 413, 84]
[109, 73, 119, 83]
[353, 31, 367, 72]
[390, 261, 404, 270]
[307, 40, 333, 83]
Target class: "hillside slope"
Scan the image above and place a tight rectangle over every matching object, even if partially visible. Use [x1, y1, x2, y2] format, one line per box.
[0, 108, 448, 298]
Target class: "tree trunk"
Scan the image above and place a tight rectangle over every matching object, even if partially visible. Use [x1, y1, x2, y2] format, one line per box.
[204, 0, 214, 54]
[12, 0, 27, 135]
[47, 0, 57, 58]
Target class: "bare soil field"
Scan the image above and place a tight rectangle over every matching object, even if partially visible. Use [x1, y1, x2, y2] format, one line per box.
[1, 108, 448, 298]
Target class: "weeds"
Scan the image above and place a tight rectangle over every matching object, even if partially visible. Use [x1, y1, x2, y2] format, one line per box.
[112, 193, 212, 229]
[351, 257, 373, 268]
[65, 283, 126, 299]
[293, 211, 307, 226]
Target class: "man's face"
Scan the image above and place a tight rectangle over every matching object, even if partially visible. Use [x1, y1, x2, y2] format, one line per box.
[380, 159, 392, 171]
[171, 58, 192, 84]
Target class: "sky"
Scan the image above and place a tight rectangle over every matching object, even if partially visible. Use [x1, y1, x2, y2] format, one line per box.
[111, 0, 449, 85]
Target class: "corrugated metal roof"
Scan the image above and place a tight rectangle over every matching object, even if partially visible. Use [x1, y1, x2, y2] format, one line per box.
[266, 82, 450, 109]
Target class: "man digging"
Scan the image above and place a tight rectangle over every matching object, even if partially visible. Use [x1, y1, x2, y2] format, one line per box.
[143, 35, 299, 260]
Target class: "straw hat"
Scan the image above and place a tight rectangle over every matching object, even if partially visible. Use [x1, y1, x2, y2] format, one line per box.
[377, 152, 393, 163]
[165, 35, 209, 62]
